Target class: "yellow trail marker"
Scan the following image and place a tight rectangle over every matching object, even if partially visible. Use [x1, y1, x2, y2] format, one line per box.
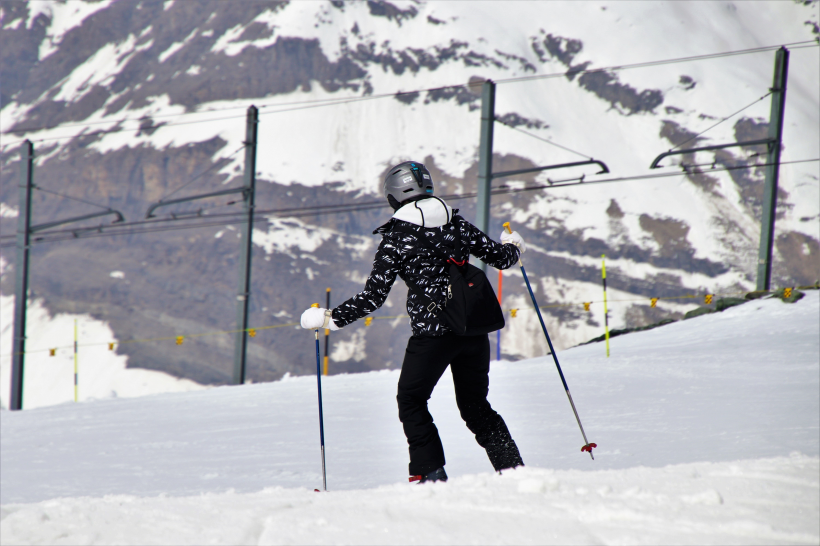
[784, 287, 793, 298]
[650, 298, 658, 308]
[583, 302, 590, 312]
[176, 336, 184, 345]
[510, 309, 517, 318]
[602, 255, 610, 358]
[108, 342, 115, 351]
[704, 294, 713, 304]
[248, 328, 257, 338]
[49, 348, 56, 357]
[364, 316, 373, 326]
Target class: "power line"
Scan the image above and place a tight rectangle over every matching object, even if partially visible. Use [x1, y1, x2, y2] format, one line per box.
[33, 186, 114, 211]
[497, 40, 818, 86]
[2, 40, 816, 148]
[494, 117, 593, 160]
[670, 91, 773, 151]
[4, 158, 815, 248]
[160, 143, 247, 201]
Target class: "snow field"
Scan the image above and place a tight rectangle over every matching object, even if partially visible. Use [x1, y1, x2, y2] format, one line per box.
[1, 291, 817, 544]
[1, 455, 817, 546]
[0, 293, 206, 410]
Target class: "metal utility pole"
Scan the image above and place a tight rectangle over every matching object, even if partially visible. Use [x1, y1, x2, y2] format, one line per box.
[232, 105, 259, 384]
[10, 140, 34, 411]
[9, 141, 126, 411]
[756, 47, 789, 291]
[476, 80, 495, 273]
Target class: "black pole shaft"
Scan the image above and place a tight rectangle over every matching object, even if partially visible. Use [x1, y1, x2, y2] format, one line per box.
[500, 221, 596, 461]
[475, 80, 495, 273]
[757, 47, 789, 291]
[518, 262, 594, 460]
[315, 330, 327, 491]
[233, 106, 258, 385]
[10, 140, 34, 411]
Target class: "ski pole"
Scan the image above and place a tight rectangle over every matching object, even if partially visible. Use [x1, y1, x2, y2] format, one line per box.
[503, 222, 597, 460]
[310, 303, 328, 491]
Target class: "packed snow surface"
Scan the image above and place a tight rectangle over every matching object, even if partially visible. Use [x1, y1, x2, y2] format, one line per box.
[1, 292, 818, 545]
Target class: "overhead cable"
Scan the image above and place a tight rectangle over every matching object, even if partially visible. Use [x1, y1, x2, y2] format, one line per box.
[33, 186, 115, 211]
[3, 158, 816, 248]
[494, 117, 593, 160]
[670, 91, 773, 151]
[159, 143, 247, 201]
[2, 40, 817, 147]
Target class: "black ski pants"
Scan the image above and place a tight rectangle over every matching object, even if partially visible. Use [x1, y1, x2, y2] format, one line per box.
[397, 332, 523, 476]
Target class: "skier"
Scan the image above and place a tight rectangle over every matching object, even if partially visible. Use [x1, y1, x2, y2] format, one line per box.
[300, 160, 526, 483]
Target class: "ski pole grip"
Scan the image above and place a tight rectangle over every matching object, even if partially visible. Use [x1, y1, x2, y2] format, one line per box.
[503, 222, 512, 234]
[311, 303, 321, 334]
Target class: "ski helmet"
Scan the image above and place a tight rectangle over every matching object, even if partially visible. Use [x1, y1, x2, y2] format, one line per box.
[383, 161, 434, 210]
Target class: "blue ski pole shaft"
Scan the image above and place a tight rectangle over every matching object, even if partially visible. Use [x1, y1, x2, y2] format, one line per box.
[311, 305, 328, 491]
[503, 223, 596, 460]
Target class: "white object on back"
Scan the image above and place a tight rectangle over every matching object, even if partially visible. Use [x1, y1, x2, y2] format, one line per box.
[392, 197, 453, 228]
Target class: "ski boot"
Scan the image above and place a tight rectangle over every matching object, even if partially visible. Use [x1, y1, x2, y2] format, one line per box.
[409, 467, 448, 484]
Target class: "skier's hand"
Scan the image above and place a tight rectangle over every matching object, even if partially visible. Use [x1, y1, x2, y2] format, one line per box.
[300, 307, 340, 330]
[500, 230, 526, 253]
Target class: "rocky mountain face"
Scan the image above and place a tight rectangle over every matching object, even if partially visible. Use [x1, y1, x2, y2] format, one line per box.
[1, 0, 818, 386]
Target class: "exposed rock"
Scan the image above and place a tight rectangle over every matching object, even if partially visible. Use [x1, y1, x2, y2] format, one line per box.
[679, 75, 696, 90]
[715, 297, 746, 311]
[606, 199, 624, 219]
[581, 318, 677, 345]
[366, 1, 418, 26]
[684, 306, 716, 320]
[494, 113, 548, 130]
[776, 231, 820, 286]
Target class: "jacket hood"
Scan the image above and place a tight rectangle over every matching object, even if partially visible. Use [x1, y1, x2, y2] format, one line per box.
[392, 197, 453, 228]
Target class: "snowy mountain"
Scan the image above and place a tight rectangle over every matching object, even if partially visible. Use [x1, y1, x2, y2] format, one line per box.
[1, 290, 818, 544]
[1, 1, 818, 393]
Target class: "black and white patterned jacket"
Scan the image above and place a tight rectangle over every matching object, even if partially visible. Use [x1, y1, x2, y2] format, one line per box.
[331, 197, 520, 337]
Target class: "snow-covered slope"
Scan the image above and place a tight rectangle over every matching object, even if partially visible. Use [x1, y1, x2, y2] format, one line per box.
[1, 291, 817, 544]
[0, 1, 818, 383]
[1, 456, 817, 545]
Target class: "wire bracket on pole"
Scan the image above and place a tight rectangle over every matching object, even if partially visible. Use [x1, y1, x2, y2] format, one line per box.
[649, 139, 775, 169]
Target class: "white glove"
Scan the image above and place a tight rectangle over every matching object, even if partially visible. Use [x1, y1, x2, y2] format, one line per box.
[300, 307, 341, 330]
[500, 230, 526, 253]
